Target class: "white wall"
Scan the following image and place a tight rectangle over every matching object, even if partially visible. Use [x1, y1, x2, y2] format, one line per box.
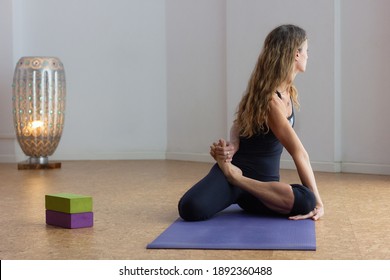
[165, 0, 227, 161]
[341, 0, 390, 174]
[12, 0, 167, 161]
[0, 0, 15, 162]
[1, 0, 389, 175]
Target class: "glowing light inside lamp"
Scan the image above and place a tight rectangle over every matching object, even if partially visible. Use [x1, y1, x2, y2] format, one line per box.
[31, 120, 44, 129]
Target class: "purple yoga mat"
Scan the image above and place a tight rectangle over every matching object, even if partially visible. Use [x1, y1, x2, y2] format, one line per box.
[147, 204, 316, 250]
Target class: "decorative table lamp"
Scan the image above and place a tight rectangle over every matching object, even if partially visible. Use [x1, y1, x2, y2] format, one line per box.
[12, 57, 66, 170]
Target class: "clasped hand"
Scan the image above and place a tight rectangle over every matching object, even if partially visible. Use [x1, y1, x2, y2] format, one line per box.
[210, 139, 235, 163]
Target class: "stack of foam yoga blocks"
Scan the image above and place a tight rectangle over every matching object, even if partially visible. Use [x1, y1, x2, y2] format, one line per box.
[45, 193, 93, 229]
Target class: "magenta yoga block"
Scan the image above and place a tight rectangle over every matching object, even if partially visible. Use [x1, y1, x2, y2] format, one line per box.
[46, 210, 93, 229]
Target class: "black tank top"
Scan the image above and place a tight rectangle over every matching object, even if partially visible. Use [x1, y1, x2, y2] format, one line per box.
[232, 93, 294, 182]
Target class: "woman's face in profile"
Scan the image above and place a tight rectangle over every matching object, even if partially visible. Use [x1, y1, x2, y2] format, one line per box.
[296, 40, 309, 72]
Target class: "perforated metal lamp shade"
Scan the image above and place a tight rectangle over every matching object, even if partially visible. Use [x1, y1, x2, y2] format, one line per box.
[12, 57, 66, 166]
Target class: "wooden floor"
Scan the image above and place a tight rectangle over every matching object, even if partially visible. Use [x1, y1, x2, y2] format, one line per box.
[1, 160, 389, 260]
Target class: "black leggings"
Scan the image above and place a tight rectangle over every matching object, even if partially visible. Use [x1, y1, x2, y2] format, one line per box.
[178, 164, 316, 221]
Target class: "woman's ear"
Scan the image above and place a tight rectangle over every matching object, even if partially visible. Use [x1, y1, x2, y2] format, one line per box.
[295, 50, 301, 61]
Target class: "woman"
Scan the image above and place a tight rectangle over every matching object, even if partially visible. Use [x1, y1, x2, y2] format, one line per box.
[178, 24, 324, 221]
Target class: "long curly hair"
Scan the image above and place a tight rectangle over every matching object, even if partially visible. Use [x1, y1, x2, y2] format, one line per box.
[235, 24, 307, 137]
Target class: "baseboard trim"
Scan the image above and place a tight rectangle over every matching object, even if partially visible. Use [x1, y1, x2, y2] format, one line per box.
[49, 151, 166, 161]
[280, 159, 342, 173]
[341, 162, 390, 175]
[0, 155, 18, 163]
[281, 159, 390, 175]
[165, 152, 214, 163]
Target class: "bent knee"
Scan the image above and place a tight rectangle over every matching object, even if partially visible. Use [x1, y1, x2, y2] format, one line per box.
[290, 184, 316, 215]
[178, 197, 211, 221]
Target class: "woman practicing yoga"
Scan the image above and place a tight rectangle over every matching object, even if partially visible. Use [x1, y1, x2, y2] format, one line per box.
[178, 24, 324, 221]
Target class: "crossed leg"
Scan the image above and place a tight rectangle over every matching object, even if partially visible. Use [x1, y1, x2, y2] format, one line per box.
[217, 159, 295, 215]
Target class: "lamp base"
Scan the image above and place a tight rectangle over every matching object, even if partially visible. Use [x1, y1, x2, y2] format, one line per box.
[17, 161, 62, 170]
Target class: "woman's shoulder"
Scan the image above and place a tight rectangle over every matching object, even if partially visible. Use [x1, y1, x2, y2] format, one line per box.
[269, 93, 287, 118]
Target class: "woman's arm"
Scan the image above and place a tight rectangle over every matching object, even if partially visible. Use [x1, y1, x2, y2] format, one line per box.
[268, 95, 324, 220]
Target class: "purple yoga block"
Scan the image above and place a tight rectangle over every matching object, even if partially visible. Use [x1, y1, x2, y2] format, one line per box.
[46, 210, 93, 229]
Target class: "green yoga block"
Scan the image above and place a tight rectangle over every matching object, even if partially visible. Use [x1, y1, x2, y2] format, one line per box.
[45, 193, 93, 214]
